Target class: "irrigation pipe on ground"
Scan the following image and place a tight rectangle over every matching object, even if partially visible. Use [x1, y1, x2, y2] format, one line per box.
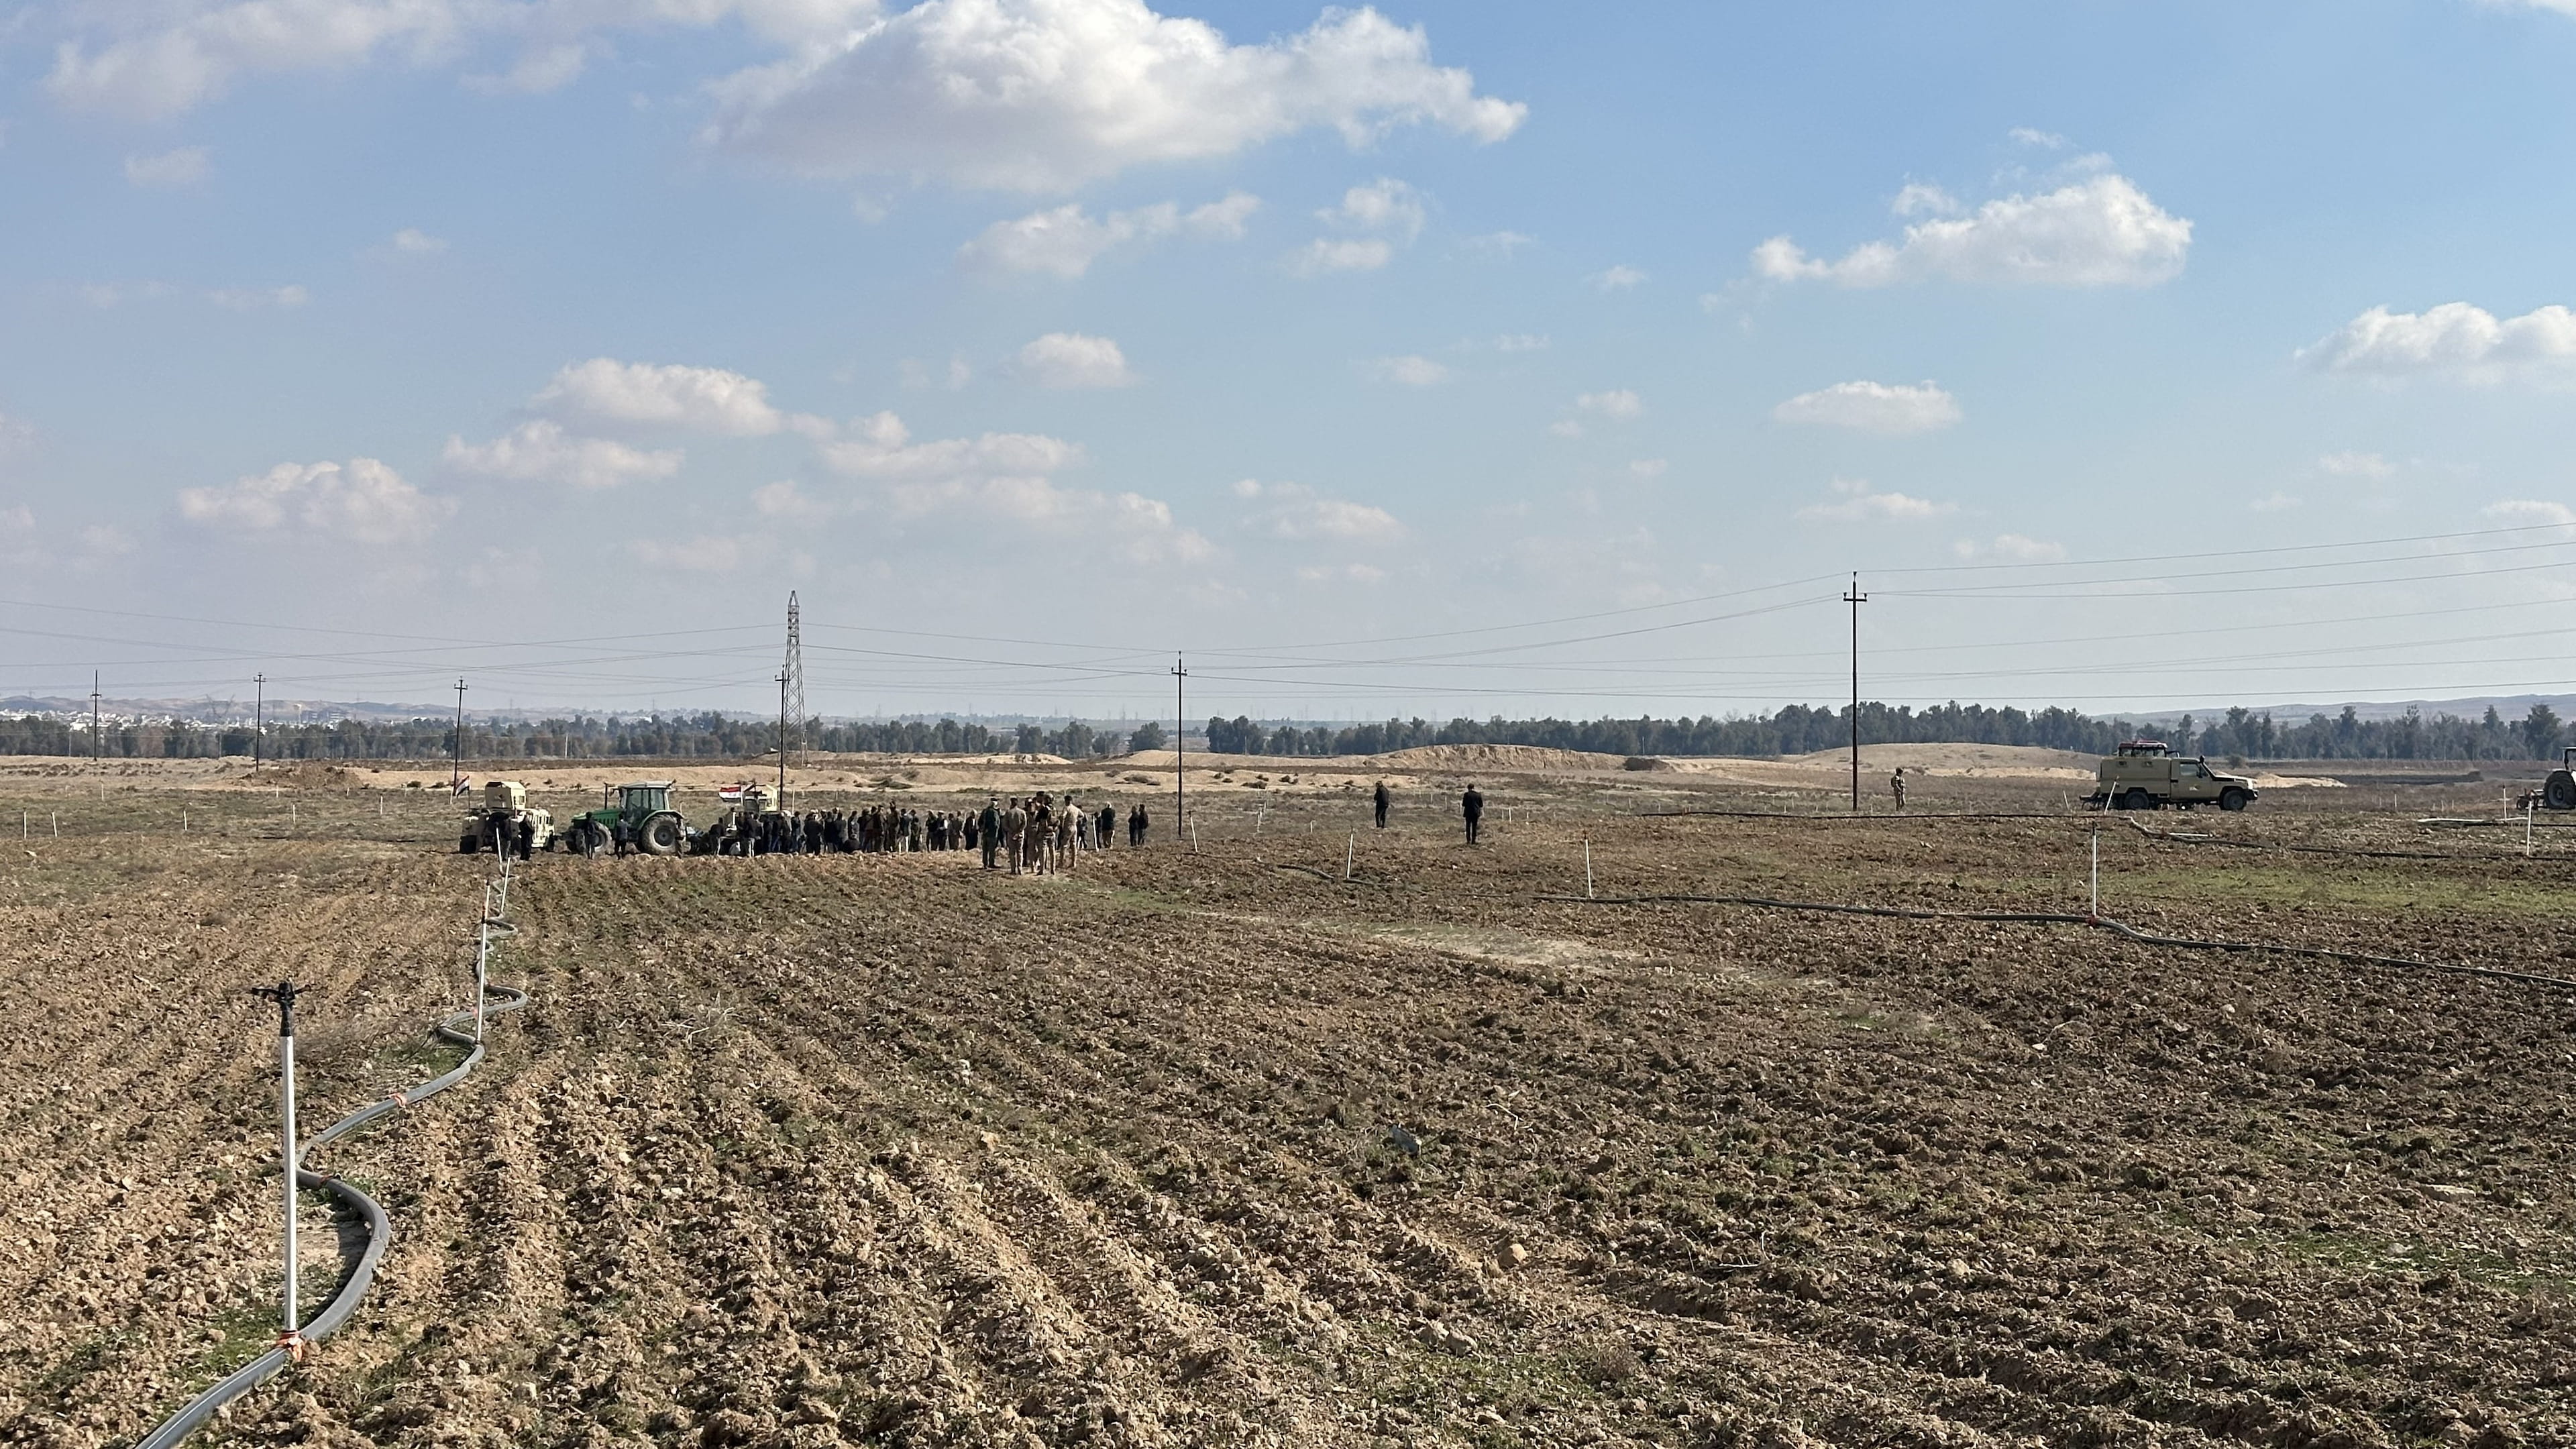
[1540, 892, 2576, 993]
[134, 859, 533, 1449]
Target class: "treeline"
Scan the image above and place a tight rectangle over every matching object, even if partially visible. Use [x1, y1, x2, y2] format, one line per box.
[0, 710, 1163, 761]
[4, 700, 2568, 763]
[1206, 700, 2576, 762]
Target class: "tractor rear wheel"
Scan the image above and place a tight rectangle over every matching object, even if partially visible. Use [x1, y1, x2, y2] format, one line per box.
[639, 813, 682, 855]
[576, 820, 607, 858]
[2545, 770, 2576, 811]
[2119, 788, 2153, 812]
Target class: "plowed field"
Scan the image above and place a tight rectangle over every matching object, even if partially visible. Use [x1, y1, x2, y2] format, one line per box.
[4, 769, 2575, 1448]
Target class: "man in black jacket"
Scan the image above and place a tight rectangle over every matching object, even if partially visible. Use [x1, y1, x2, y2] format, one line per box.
[1461, 784, 1483, 845]
[1373, 780, 1391, 828]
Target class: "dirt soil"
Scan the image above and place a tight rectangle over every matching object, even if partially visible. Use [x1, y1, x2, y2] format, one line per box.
[3, 761, 2574, 1448]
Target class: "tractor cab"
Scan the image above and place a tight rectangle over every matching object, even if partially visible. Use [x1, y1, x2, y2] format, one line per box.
[610, 782, 674, 818]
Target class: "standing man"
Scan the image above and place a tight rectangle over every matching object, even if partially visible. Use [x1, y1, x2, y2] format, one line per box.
[1099, 804, 1116, 849]
[980, 797, 1002, 869]
[1129, 802, 1148, 847]
[516, 812, 537, 862]
[1890, 767, 1908, 812]
[1373, 780, 1391, 829]
[1461, 783, 1484, 845]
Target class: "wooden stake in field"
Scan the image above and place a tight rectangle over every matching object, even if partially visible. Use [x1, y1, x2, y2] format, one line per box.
[2089, 827, 2100, 919]
[1344, 833, 1354, 881]
[1584, 836, 1595, 899]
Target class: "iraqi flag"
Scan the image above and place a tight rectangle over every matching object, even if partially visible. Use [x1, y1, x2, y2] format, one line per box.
[718, 783, 746, 803]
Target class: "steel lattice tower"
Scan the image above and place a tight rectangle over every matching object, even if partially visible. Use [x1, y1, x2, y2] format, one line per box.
[784, 592, 808, 767]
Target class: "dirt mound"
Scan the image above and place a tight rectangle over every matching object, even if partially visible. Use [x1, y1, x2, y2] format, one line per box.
[1775, 742, 2098, 773]
[1366, 744, 1634, 774]
[241, 760, 368, 790]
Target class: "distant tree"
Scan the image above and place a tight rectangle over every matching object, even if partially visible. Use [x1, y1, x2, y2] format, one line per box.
[2524, 703, 2562, 759]
[1128, 720, 1167, 752]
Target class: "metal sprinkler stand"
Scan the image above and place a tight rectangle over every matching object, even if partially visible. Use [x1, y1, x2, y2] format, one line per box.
[249, 981, 308, 1357]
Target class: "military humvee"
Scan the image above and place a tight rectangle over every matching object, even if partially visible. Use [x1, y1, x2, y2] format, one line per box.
[460, 779, 554, 853]
[2088, 741, 2258, 812]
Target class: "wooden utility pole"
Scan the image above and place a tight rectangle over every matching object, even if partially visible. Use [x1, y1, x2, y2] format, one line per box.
[1171, 655, 1187, 847]
[1842, 574, 1868, 813]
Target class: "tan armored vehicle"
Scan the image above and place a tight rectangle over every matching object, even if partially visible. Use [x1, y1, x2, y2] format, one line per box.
[460, 779, 555, 853]
[2088, 741, 2258, 812]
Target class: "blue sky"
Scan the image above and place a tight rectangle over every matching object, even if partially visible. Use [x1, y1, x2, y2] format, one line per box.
[4, 0, 2576, 720]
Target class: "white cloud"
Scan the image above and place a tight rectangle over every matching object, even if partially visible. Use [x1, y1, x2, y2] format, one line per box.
[1234, 479, 1405, 545]
[2008, 127, 2069, 150]
[1628, 458, 1667, 478]
[534, 358, 787, 434]
[207, 284, 309, 309]
[1548, 419, 1584, 439]
[443, 420, 683, 490]
[2249, 492, 2302, 513]
[706, 0, 1523, 192]
[1366, 355, 1448, 386]
[124, 146, 209, 187]
[1795, 477, 1954, 523]
[1462, 231, 1532, 258]
[1493, 333, 1548, 352]
[820, 410, 1080, 484]
[1293, 177, 1425, 274]
[752, 479, 837, 521]
[1295, 561, 1386, 585]
[959, 192, 1257, 277]
[1014, 332, 1135, 388]
[1951, 532, 2067, 562]
[2316, 450, 2394, 480]
[1586, 264, 1646, 291]
[2483, 499, 2576, 528]
[47, 0, 883, 120]
[390, 227, 448, 254]
[178, 458, 455, 544]
[1890, 182, 1958, 217]
[1754, 172, 2190, 288]
[2298, 303, 2576, 383]
[1773, 380, 1962, 435]
[0, 413, 33, 455]
[1576, 389, 1643, 421]
[1293, 237, 1393, 274]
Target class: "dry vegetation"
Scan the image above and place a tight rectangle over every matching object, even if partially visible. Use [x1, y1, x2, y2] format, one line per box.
[1, 755, 2573, 1448]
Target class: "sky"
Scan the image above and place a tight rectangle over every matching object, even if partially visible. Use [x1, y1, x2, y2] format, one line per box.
[5, 0, 2576, 722]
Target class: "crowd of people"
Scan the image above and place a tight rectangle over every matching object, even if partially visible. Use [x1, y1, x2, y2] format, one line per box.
[698, 792, 1151, 869]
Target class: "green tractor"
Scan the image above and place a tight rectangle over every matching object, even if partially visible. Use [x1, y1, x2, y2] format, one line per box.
[560, 780, 688, 857]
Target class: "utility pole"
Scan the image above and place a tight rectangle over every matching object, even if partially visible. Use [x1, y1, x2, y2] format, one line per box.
[250, 981, 307, 1355]
[775, 666, 791, 805]
[1171, 654, 1187, 846]
[252, 672, 266, 769]
[89, 672, 101, 765]
[1842, 573, 1868, 813]
[451, 679, 468, 794]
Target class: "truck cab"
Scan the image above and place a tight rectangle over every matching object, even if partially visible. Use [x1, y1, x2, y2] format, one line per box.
[460, 778, 553, 853]
[2089, 741, 2259, 812]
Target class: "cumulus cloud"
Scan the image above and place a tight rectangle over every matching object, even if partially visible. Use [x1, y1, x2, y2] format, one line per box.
[443, 420, 683, 490]
[706, 0, 1523, 192]
[1586, 264, 1646, 291]
[1951, 533, 2067, 562]
[2299, 303, 2576, 383]
[2248, 492, 2301, 513]
[390, 227, 448, 254]
[824, 411, 1207, 561]
[1576, 389, 1643, 421]
[1795, 477, 1954, 523]
[2483, 499, 2576, 529]
[1773, 380, 1962, 435]
[535, 358, 788, 434]
[2316, 450, 2394, 480]
[1754, 172, 2190, 288]
[1366, 355, 1448, 386]
[959, 193, 1257, 276]
[1234, 479, 1405, 545]
[47, 0, 883, 120]
[1293, 177, 1424, 274]
[1493, 333, 1548, 353]
[1014, 332, 1135, 388]
[178, 458, 455, 544]
[124, 146, 209, 186]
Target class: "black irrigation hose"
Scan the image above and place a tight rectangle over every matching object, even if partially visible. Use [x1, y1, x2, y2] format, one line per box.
[1638, 809, 2070, 821]
[1540, 892, 2576, 993]
[133, 877, 531, 1449]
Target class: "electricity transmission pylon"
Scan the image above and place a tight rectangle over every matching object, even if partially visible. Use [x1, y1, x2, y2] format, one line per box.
[784, 592, 808, 768]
